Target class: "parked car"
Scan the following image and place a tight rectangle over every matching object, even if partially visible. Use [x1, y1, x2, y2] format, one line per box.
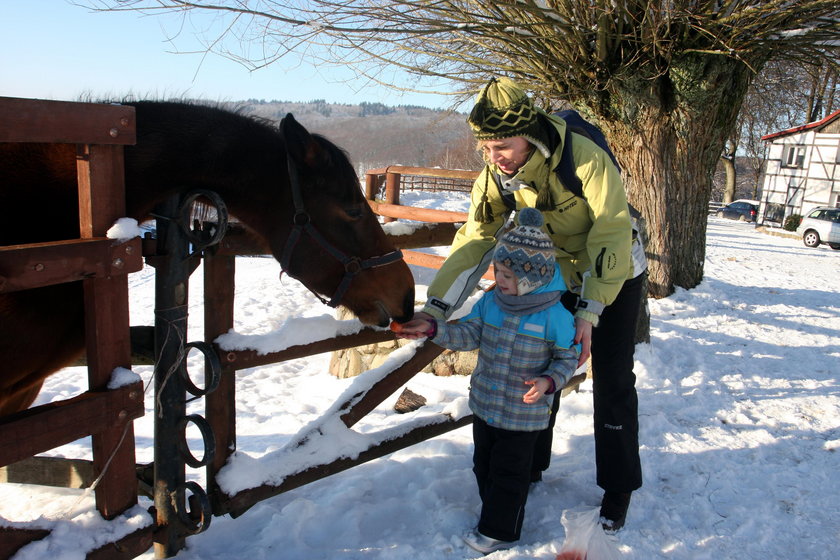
[797, 206, 840, 250]
[716, 200, 759, 222]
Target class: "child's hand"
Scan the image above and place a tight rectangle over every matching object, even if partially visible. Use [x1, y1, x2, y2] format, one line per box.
[391, 318, 433, 339]
[523, 377, 551, 404]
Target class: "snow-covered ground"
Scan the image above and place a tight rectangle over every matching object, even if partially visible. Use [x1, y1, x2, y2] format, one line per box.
[2, 202, 839, 559]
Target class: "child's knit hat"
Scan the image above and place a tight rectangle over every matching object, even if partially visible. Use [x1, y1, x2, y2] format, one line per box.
[494, 208, 556, 295]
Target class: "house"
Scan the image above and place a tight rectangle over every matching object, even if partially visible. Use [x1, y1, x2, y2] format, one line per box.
[759, 109, 840, 224]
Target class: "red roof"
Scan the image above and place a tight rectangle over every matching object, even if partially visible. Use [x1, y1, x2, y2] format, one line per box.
[761, 108, 840, 141]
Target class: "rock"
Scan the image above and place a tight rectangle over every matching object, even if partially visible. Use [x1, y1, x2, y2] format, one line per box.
[393, 388, 427, 413]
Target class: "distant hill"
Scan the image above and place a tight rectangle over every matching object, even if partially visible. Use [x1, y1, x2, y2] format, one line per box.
[223, 99, 482, 174]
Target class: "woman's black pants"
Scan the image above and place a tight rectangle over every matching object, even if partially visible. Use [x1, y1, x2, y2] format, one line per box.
[532, 272, 644, 493]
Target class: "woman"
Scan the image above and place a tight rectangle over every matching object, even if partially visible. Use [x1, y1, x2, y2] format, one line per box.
[415, 76, 647, 532]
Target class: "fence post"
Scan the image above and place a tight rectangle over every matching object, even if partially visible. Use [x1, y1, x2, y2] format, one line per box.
[383, 171, 401, 223]
[76, 143, 139, 519]
[204, 251, 237, 512]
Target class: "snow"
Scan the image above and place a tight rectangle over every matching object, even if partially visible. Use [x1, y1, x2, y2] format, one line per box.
[106, 367, 142, 390]
[106, 217, 142, 242]
[2, 205, 839, 559]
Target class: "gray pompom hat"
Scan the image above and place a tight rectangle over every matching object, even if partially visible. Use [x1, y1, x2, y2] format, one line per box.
[494, 208, 555, 295]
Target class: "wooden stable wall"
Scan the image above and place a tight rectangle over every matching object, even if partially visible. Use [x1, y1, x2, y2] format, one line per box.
[0, 97, 151, 559]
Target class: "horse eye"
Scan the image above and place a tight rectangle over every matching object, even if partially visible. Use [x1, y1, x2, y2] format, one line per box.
[345, 206, 363, 219]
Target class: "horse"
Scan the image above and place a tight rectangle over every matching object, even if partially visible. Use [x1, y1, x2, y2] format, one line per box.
[0, 100, 415, 416]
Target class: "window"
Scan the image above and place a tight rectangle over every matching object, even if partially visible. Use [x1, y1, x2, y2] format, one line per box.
[782, 145, 806, 168]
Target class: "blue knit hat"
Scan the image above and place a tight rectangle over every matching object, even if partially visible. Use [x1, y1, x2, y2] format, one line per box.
[494, 208, 555, 295]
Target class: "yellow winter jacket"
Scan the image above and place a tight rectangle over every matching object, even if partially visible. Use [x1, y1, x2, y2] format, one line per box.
[423, 114, 638, 322]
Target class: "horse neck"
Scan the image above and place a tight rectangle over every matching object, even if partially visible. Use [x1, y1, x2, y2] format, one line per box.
[125, 105, 289, 230]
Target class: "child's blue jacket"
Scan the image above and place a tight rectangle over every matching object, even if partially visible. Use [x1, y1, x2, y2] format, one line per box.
[433, 265, 579, 432]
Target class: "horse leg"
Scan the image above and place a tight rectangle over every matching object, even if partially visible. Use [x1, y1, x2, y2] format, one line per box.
[0, 284, 85, 417]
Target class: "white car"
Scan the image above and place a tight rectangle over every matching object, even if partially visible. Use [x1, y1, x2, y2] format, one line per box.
[797, 206, 840, 250]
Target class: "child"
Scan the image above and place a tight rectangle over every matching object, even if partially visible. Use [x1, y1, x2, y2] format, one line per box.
[395, 208, 579, 554]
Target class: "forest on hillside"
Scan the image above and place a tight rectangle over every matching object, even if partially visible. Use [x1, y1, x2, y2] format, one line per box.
[227, 98, 761, 202]
[228, 99, 484, 175]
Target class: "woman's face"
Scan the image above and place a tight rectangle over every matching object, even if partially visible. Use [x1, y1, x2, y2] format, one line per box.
[493, 261, 518, 295]
[481, 136, 533, 175]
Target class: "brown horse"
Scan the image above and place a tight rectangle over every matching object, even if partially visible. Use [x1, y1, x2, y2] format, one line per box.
[0, 100, 415, 415]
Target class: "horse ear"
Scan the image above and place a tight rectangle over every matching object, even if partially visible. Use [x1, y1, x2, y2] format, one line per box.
[281, 113, 322, 170]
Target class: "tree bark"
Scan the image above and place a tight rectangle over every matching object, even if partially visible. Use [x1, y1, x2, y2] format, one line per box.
[721, 154, 736, 203]
[593, 56, 755, 298]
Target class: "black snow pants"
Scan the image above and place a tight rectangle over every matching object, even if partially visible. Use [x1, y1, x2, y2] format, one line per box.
[472, 417, 541, 542]
[532, 272, 645, 493]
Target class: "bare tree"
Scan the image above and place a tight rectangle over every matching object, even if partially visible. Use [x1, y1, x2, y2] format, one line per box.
[720, 57, 839, 204]
[90, 0, 840, 297]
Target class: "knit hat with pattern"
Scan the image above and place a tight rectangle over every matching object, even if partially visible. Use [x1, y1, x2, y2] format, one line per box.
[467, 77, 551, 158]
[494, 208, 555, 295]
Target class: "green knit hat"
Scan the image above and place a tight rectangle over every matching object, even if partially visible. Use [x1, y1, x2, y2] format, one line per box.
[467, 77, 550, 157]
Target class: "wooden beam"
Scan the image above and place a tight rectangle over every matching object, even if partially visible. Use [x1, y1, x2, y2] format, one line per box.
[0, 521, 155, 560]
[203, 252, 238, 507]
[338, 340, 444, 428]
[368, 200, 467, 223]
[0, 97, 135, 145]
[219, 413, 474, 518]
[218, 328, 396, 370]
[77, 141, 139, 519]
[0, 527, 50, 559]
[386, 223, 459, 249]
[366, 166, 479, 181]
[0, 238, 142, 293]
[0, 383, 144, 469]
[86, 526, 156, 560]
[0, 456, 95, 488]
[403, 250, 495, 280]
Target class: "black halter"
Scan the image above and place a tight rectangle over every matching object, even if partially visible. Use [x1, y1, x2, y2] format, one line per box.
[278, 144, 404, 308]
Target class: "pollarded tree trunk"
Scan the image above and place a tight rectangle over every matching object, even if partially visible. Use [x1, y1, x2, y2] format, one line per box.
[721, 154, 737, 204]
[594, 55, 757, 299]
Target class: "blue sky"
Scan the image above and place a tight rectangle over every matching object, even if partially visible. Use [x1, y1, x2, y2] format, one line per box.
[2, 1, 454, 109]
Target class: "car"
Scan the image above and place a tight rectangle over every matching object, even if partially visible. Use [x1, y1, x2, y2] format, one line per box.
[716, 199, 759, 222]
[797, 206, 840, 250]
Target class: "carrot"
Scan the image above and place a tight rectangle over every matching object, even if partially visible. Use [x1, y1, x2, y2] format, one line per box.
[389, 320, 405, 333]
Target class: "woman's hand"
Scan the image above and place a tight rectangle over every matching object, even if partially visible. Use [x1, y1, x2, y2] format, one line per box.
[574, 316, 593, 367]
[523, 377, 551, 404]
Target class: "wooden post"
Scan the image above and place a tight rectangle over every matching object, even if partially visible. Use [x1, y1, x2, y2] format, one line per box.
[203, 251, 237, 512]
[76, 143, 139, 519]
[383, 171, 401, 223]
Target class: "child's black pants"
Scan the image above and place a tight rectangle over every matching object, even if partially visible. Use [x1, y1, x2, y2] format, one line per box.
[472, 417, 540, 542]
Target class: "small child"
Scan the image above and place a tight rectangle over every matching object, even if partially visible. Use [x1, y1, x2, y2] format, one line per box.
[396, 208, 579, 554]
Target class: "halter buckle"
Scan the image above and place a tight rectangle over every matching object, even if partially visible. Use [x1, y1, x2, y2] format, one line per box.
[344, 257, 362, 275]
[292, 210, 310, 227]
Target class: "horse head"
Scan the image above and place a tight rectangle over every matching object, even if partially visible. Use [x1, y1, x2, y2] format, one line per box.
[271, 114, 415, 326]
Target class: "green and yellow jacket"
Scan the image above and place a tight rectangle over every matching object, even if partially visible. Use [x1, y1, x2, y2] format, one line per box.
[423, 113, 643, 324]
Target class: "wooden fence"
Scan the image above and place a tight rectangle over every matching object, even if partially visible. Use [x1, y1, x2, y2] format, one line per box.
[0, 106, 586, 559]
[0, 97, 151, 559]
